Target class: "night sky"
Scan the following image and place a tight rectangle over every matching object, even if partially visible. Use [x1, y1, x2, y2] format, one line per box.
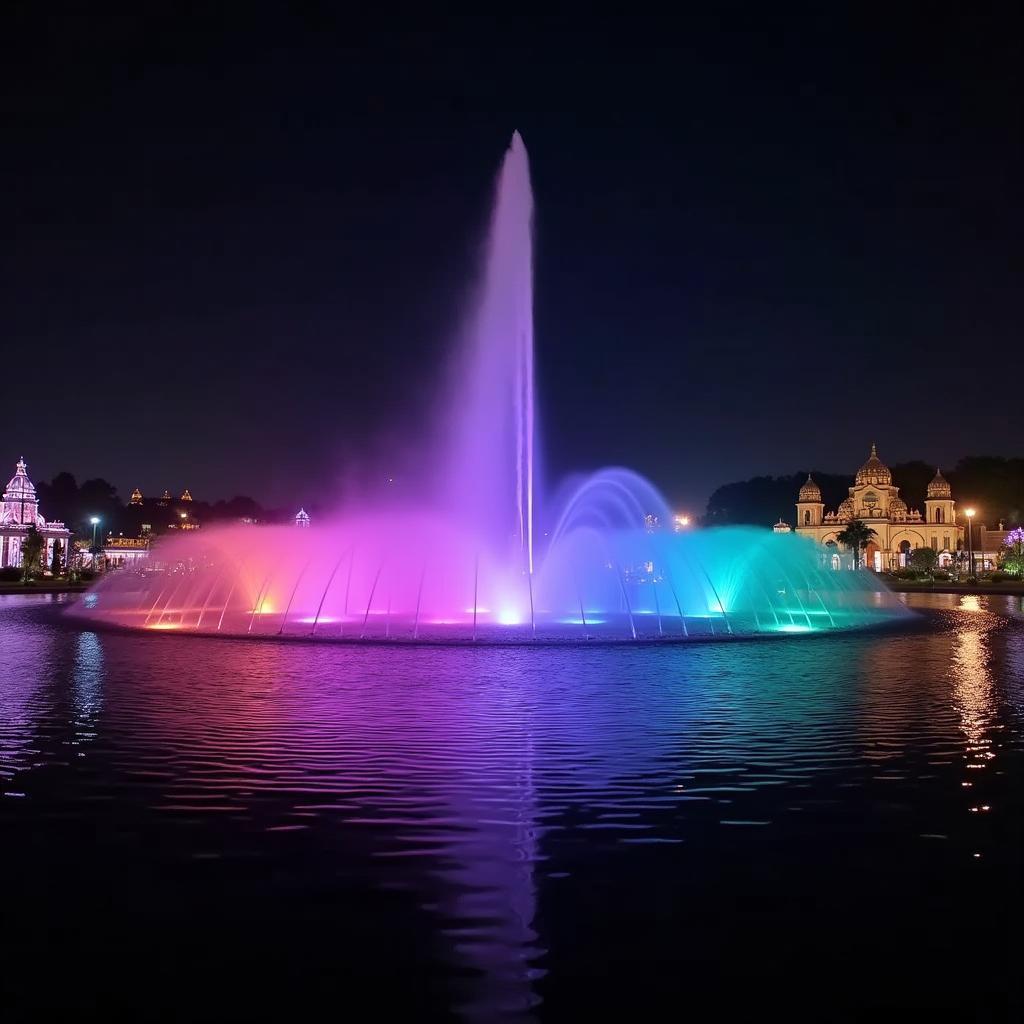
[4, 9, 1021, 514]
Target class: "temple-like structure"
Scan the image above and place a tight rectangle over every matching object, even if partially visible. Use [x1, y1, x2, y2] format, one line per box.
[0, 457, 72, 570]
[795, 444, 964, 571]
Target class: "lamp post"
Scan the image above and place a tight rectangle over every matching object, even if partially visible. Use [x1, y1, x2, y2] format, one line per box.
[89, 516, 101, 572]
[965, 508, 976, 579]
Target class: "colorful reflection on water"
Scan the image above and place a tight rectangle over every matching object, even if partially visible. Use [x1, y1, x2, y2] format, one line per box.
[1, 592, 1021, 1019]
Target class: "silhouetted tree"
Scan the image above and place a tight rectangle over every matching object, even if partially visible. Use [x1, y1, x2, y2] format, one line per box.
[20, 525, 44, 582]
[75, 478, 124, 539]
[704, 472, 852, 526]
[50, 539, 63, 576]
[910, 547, 938, 574]
[35, 471, 79, 525]
[886, 462, 937, 511]
[947, 457, 1024, 526]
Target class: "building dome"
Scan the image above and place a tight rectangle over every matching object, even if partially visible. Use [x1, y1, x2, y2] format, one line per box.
[798, 474, 822, 502]
[855, 443, 892, 486]
[836, 497, 855, 522]
[4, 457, 36, 502]
[889, 495, 907, 520]
[927, 468, 951, 498]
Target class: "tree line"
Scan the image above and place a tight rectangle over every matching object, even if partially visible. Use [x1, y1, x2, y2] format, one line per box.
[704, 456, 1024, 528]
[33, 473, 295, 542]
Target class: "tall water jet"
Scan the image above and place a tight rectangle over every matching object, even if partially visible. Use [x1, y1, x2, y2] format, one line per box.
[443, 131, 536, 578]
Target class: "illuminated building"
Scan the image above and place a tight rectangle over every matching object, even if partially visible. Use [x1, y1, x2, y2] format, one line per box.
[295, 508, 310, 528]
[971, 522, 1013, 571]
[794, 444, 964, 570]
[0, 457, 73, 570]
[131, 487, 199, 532]
[773, 518, 792, 533]
[102, 535, 151, 568]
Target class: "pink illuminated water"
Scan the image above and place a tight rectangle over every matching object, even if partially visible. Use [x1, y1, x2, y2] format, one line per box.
[70, 134, 907, 641]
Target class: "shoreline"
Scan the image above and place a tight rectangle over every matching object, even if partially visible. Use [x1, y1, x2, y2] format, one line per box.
[884, 581, 1024, 596]
[0, 583, 88, 595]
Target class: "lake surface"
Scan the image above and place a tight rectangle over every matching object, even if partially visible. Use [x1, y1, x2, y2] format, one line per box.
[1, 592, 1021, 1020]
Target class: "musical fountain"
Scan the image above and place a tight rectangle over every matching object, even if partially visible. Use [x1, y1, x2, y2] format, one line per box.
[69, 133, 906, 643]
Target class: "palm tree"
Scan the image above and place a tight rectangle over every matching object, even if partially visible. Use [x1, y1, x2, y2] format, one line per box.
[836, 519, 877, 570]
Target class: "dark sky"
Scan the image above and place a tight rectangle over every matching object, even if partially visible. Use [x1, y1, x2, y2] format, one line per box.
[4, 8, 1021, 515]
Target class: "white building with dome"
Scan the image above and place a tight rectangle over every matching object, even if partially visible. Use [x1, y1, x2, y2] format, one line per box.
[0, 457, 73, 571]
[794, 444, 964, 571]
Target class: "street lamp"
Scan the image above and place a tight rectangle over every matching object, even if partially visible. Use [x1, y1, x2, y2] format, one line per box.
[89, 516, 100, 548]
[965, 508, 976, 578]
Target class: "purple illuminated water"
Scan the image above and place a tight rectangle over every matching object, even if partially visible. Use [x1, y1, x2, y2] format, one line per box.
[70, 134, 906, 641]
[444, 131, 536, 576]
[3, 593, 1022, 1018]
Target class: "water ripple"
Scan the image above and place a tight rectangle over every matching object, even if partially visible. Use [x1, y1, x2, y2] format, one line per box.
[1, 591, 1021, 1020]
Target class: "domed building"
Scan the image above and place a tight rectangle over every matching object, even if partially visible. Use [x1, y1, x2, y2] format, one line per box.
[0, 457, 73, 570]
[794, 444, 964, 571]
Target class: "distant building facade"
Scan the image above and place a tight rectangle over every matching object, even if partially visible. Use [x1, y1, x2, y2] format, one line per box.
[795, 444, 964, 571]
[127, 486, 199, 533]
[295, 508, 310, 527]
[102, 535, 151, 568]
[0, 458, 73, 570]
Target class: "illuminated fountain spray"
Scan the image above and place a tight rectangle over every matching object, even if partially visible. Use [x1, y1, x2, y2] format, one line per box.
[443, 131, 536, 580]
[71, 133, 908, 642]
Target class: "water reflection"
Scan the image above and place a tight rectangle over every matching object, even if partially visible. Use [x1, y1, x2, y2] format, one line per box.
[72, 631, 104, 744]
[1, 593, 1022, 1019]
[944, 595, 1003, 860]
[0, 596, 63, 787]
[950, 595, 996, 758]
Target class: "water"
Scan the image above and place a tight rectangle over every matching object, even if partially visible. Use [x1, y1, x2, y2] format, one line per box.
[69, 133, 905, 641]
[3, 592, 1022, 1019]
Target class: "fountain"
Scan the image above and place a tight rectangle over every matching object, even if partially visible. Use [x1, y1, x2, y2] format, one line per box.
[70, 133, 907, 642]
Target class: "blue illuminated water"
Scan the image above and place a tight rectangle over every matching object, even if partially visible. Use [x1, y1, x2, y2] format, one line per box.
[2, 592, 1022, 1019]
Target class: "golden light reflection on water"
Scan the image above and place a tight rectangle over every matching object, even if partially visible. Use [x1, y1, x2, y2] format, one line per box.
[950, 596, 996, 756]
[949, 596, 999, 846]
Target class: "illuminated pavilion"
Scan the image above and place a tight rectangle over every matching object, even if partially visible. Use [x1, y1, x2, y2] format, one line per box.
[794, 444, 964, 570]
[0, 457, 72, 570]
